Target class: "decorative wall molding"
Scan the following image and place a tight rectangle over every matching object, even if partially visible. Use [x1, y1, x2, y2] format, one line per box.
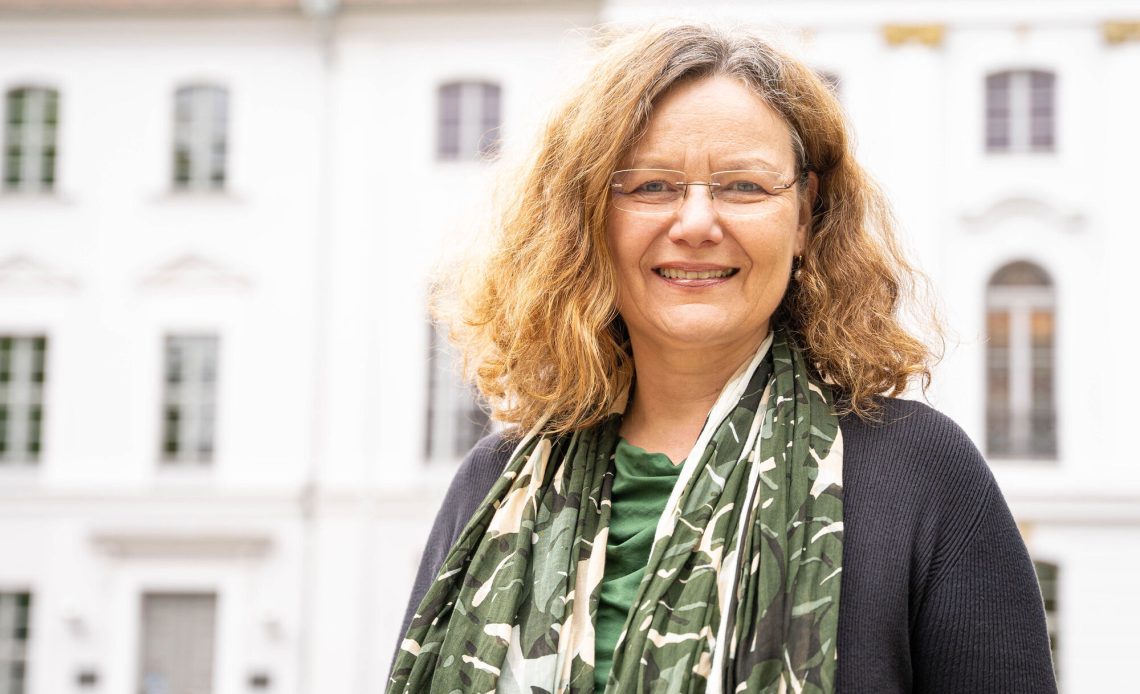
[91, 531, 272, 559]
[0, 254, 79, 294]
[137, 253, 251, 293]
[882, 24, 945, 48]
[961, 196, 1085, 235]
[1104, 21, 1140, 44]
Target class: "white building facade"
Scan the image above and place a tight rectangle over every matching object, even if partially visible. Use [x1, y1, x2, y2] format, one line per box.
[0, 1, 1137, 692]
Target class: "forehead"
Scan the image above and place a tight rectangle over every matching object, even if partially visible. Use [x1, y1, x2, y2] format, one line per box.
[625, 75, 796, 171]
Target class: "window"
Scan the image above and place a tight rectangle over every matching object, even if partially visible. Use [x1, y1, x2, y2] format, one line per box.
[986, 70, 1055, 153]
[0, 592, 32, 694]
[1034, 561, 1060, 683]
[437, 81, 501, 161]
[3, 86, 59, 192]
[173, 84, 228, 190]
[139, 593, 216, 694]
[161, 335, 218, 465]
[0, 336, 47, 465]
[986, 261, 1056, 459]
[425, 323, 489, 462]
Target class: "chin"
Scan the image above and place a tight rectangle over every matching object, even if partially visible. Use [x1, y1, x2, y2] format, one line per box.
[652, 312, 746, 347]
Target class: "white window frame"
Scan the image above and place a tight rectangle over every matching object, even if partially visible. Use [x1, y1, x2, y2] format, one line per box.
[3, 86, 59, 192]
[172, 84, 228, 190]
[437, 81, 502, 161]
[0, 336, 47, 465]
[160, 335, 219, 465]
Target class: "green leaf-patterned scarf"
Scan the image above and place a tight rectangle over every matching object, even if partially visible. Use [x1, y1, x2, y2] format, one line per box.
[388, 327, 843, 693]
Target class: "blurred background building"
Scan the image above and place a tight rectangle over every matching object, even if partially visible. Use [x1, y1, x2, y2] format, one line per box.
[1, 0, 1138, 692]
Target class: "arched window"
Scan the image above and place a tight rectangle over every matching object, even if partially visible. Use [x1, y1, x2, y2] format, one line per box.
[425, 322, 490, 462]
[437, 81, 501, 161]
[3, 86, 59, 192]
[985, 69, 1055, 153]
[986, 261, 1056, 459]
[173, 84, 228, 190]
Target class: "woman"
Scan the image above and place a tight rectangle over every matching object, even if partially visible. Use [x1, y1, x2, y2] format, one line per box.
[389, 23, 1056, 694]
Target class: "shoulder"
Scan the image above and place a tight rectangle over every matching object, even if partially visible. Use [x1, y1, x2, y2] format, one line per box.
[837, 397, 1005, 602]
[455, 429, 517, 490]
[435, 430, 518, 542]
[838, 396, 995, 500]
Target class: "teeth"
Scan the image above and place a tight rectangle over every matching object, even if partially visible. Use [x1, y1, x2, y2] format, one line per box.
[658, 268, 735, 280]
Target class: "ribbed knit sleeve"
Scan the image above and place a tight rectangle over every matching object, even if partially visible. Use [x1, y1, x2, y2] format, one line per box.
[836, 398, 1057, 693]
[909, 480, 1057, 692]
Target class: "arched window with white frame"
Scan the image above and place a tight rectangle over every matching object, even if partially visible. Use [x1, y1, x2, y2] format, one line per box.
[985, 69, 1055, 153]
[986, 261, 1057, 459]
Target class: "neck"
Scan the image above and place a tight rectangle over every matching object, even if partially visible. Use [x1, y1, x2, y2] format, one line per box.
[619, 330, 768, 463]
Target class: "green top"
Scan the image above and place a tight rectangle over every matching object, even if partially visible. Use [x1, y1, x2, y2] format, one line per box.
[594, 437, 682, 692]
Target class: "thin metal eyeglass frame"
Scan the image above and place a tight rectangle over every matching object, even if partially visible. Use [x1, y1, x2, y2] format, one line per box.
[609, 168, 800, 216]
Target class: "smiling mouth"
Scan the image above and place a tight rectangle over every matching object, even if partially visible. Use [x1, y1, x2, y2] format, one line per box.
[654, 268, 739, 280]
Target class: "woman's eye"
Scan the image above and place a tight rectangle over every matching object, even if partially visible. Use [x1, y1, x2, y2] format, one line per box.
[637, 180, 670, 193]
[725, 180, 765, 193]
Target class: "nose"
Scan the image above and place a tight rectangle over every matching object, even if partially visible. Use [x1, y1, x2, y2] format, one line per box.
[669, 183, 723, 247]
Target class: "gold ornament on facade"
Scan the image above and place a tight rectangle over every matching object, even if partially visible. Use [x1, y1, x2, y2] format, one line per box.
[1103, 21, 1140, 44]
[882, 24, 945, 47]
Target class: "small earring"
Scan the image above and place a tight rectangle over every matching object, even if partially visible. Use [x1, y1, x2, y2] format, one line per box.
[793, 257, 803, 281]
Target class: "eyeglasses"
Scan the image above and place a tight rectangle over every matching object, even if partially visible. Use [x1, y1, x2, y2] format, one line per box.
[609, 168, 799, 216]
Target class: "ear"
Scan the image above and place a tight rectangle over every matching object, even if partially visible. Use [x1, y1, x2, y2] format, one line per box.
[795, 171, 818, 255]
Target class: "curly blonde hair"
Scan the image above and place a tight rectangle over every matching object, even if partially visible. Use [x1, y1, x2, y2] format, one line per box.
[434, 22, 941, 435]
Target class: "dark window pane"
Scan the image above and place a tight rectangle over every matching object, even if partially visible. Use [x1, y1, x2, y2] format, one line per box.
[438, 83, 461, 160]
[29, 405, 42, 456]
[479, 83, 501, 158]
[1030, 310, 1056, 456]
[986, 310, 1011, 455]
[163, 406, 180, 456]
[1030, 71, 1056, 150]
[986, 73, 1011, 151]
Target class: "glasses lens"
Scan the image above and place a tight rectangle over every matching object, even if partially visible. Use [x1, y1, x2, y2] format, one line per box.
[610, 169, 684, 213]
[710, 171, 788, 215]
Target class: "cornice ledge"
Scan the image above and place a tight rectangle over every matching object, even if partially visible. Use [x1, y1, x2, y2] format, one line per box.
[91, 530, 273, 559]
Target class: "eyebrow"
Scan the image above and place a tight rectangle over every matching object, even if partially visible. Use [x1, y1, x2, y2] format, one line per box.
[624, 154, 790, 173]
[716, 155, 786, 172]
